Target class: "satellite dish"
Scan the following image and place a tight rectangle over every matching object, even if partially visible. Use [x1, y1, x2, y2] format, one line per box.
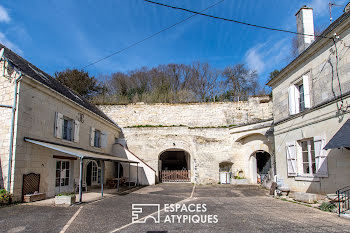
[345, 2, 350, 12]
[0, 48, 4, 60]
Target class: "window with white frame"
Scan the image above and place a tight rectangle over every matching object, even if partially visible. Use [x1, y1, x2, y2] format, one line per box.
[288, 74, 311, 115]
[286, 136, 328, 178]
[55, 160, 70, 187]
[300, 139, 316, 175]
[92, 161, 98, 182]
[90, 127, 108, 148]
[298, 83, 305, 112]
[54, 112, 80, 142]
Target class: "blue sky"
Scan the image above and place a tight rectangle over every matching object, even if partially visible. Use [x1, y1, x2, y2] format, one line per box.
[0, 0, 347, 85]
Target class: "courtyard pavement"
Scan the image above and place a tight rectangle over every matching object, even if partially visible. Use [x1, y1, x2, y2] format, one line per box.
[1, 184, 350, 233]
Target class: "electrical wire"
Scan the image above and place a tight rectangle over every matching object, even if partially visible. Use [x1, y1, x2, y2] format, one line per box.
[81, 0, 225, 69]
[332, 38, 344, 109]
[144, 0, 333, 40]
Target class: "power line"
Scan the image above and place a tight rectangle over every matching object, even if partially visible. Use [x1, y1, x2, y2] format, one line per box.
[81, 0, 225, 69]
[144, 0, 333, 40]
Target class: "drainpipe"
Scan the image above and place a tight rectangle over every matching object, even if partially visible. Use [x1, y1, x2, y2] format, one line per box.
[6, 71, 23, 192]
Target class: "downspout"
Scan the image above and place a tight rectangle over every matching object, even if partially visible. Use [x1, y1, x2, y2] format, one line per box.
[7, 72, 22, 192]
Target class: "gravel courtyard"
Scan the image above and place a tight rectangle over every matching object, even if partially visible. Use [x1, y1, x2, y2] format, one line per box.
[1, 184, 350, 233]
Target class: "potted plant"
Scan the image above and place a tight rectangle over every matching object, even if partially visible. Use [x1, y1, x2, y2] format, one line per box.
[55, 192, 76, 206]
[0, 189, 12, 205]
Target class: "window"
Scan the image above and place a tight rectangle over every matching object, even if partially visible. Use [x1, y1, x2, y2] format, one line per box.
[288, 74, 310, 115]
[55, 161, 70, 187]
[94, 130, 101, 148]
[63, 117, 74, 141]
[300, 139, 316, 175]
[298, 83, 305, 112]
[92, 161, 98, 182]
[90, 127, 108, 148]
[55, 112, 80, 142]
[286, 136, 328, 178]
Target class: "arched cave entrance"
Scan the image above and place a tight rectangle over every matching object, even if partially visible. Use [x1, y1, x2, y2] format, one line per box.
[159, 150, 190, 182]
[250, 151, 271, 184]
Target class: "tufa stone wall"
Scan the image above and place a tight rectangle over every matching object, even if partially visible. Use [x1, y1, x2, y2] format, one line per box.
[99, 96, 272, 128]
[99, 96, 274, 184]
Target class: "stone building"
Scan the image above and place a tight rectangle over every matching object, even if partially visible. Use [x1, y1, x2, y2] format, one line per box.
[99, 98, 275, 185]
[267, 7, 350, 194]
[0, 44, 155, 201]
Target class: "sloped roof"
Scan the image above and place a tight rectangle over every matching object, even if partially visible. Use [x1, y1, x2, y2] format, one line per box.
[0, 43, 117, 127]
[324, 119, 350, 149]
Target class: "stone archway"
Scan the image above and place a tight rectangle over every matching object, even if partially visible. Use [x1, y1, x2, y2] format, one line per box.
[85, 160, 101, 187]
[249, 151, 272, 184]
[158, 149, 190, 182]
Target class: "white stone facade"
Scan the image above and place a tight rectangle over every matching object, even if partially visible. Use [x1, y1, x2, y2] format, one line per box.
[268, 13, 350, 194]
[0, 59, 146, 200]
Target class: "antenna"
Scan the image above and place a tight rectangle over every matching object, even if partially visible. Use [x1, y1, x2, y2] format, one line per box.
[329, 1, 344, 24]
[345, 2, 350, 12]
[0, 48, 4, 61]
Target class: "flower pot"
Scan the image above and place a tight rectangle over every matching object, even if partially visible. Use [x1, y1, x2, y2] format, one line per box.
[55, 195, 76, 206]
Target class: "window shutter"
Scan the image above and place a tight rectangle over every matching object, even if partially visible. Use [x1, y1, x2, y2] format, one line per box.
[54, 112, 63, 139]
[101, 131, 108, 148]
[286, 142, 297, 176]
[288, 85, 299, 115]
[314, 136, 328, 177]
[73, 120, 80, 143]
[90, 127, 95, 146]
[303, 75, 311, 108]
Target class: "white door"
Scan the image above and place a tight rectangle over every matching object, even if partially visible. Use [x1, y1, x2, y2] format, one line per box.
[220, 172, 230, 184]
[55, 160, 73, 194]
[88, 160, 101, 186]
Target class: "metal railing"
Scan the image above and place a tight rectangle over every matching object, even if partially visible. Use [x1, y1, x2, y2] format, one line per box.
[336, 185, 350, 215]
[160, 170, 190, 182]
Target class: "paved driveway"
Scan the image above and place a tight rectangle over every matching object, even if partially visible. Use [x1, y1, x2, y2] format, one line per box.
[1, 184, 350, 233]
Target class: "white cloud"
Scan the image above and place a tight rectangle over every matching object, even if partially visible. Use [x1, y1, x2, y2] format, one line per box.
[0, 32, 23, 55]
[0, 5, 10, 23]
[245, 44, 265, 74]
[244, 38, 290, 81]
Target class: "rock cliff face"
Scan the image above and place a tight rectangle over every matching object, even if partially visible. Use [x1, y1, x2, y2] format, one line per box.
[99, 96, 274, 184]
[98, 96, 272, 128]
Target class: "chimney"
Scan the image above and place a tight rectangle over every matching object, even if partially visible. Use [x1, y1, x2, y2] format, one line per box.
[295, 6, 315, 54]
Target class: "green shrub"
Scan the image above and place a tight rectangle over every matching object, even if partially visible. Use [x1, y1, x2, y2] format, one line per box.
[0, 189, 11, 204]
[56, 192, 76, 197]
[319, 202, 337, 212]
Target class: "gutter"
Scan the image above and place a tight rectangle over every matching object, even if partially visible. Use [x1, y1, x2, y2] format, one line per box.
[0, 51, 22, 192]
[7, 73, 22, 192]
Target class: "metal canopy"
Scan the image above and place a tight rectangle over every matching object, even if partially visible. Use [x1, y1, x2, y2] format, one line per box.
[324, 119, 350, 150]
[24, 137, 137, 163]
